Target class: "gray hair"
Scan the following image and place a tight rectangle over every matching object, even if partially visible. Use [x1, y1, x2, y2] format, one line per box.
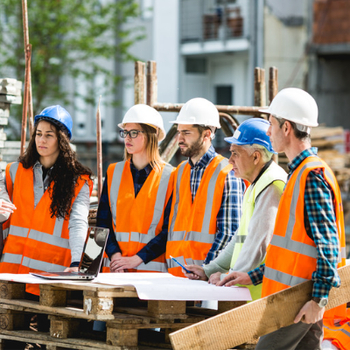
[241, 144, 274, 163]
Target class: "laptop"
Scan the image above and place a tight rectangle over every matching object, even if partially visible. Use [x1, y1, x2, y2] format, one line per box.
[30, 226, 109, 280]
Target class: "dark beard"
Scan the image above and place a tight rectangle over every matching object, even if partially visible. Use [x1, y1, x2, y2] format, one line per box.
[179, 136, 204, 158]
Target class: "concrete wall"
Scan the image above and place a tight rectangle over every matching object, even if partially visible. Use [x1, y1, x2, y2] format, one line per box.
[309, 55, 350, 129]
[263, 2, 308, 92]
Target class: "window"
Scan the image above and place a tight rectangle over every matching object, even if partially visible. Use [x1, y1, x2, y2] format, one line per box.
[185, 58, 207, 74]
[216, 85, 233, 105]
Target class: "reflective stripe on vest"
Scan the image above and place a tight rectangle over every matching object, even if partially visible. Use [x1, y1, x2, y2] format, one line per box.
[7, 224, 68, 248]
[0, 162, 91, 295]
[166, 155, 234, 276]
[169, 159, 228, 241]
[263, 157, 346, 299]
[107, 161, 173, 272]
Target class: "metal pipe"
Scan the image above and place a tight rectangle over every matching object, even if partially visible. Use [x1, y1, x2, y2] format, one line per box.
[22, 0, 33, 135]
[153, 102, 266, 115]
[219, 112, 239, 130]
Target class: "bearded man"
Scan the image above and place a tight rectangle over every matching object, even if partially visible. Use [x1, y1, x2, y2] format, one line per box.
[165, 98, 245, 277]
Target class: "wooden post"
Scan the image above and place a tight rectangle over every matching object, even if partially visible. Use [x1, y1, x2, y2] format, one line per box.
[269, 66, 279, 163]
[268, 66, 278, 105]
[254, 67, 266, 109]
[96, 96, 102, 201]
[20, 43, 31, 156]
[22, 0, 33, 136]
[134, 61, 146, 104]
[146, 61, 157, 107]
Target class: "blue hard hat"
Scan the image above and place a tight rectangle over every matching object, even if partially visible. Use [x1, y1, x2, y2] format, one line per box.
[224, 118, 276, 154]
[34, 105, 73, 139]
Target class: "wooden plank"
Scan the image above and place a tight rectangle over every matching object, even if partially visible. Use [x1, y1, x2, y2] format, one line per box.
[134, 61, 146, 104]
[169, 264, 350, 350]
[310, 126, 344, 139]
[0, 329, 117, 349]
[0, 299, 115, 321]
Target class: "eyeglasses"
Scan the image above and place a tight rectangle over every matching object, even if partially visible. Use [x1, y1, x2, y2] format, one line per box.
[119, 129, 145, 139]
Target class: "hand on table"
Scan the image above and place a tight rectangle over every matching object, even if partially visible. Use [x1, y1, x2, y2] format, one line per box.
[184, 265, 208, 280]
[216, 271, 252, 287]
[208, 272, 222, 285]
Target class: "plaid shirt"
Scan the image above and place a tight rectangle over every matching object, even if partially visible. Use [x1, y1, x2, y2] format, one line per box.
[248, 147, 340, 299]
[188, 145, 245, 264]
[96, 161, 171, 264]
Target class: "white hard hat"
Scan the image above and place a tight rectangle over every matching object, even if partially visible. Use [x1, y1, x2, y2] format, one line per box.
[169, 97, 221, 129]
[259, 88, 318, 129]
[118, 104, 166, 141]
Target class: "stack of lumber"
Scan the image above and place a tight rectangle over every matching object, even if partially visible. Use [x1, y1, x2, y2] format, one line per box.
[278, 126, 350, 191]
[0, 78, 22, 170]
[0, 79, 22, 105]
[0, 278, 246, 350]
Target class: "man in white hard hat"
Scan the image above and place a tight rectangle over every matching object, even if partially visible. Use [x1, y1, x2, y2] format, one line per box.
[184, 118, 287, 304]
[165, 97, 245, 278]
[222, 88, 346, 350]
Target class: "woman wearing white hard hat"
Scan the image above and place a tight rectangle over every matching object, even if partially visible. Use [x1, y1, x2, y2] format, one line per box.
[96, 104, 174, 272]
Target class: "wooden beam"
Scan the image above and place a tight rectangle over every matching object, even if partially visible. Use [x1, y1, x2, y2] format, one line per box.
[268, 66, 278, 105]
[254, 67, 266, 108]
[146, 60, 157, 107]
[170, 264, 350, 350]
[134, 61, 146, 104]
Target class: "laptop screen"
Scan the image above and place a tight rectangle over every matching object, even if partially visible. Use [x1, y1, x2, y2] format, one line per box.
[79, 226, 109, 274]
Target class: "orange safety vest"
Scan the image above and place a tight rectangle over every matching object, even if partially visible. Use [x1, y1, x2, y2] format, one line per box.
[0, 162, 92, 295]
[166, 155, 233, 277]
[324, 309, 350, 350]
[262, 156, 346, 318]
[103, 160, 174, 273]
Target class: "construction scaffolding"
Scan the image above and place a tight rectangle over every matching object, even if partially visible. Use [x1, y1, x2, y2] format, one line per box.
[133, 60, 279, 163]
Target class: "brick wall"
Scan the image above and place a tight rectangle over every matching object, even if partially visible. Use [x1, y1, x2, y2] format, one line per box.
[313, 0, 350, 44]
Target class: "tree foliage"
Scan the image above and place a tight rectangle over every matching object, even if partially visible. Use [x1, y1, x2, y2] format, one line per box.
[0, 0, 143, 114]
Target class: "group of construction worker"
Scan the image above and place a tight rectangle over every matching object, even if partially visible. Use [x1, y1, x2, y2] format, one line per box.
[0, 87, 348, 349]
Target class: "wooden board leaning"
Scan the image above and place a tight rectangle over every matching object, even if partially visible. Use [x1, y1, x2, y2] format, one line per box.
[169, 264, 350, 350]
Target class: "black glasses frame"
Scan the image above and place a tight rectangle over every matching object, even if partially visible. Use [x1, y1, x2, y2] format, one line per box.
[119, 129, 145, 139]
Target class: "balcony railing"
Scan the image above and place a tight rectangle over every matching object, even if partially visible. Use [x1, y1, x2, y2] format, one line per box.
[180, 0, 249, 43]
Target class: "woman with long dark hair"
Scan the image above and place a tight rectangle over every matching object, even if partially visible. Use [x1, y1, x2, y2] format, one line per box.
[0, 105, 93, 295]
[97, 104, 174, 272]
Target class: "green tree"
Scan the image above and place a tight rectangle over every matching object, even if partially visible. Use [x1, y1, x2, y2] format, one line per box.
[0, 0, 143, 114]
